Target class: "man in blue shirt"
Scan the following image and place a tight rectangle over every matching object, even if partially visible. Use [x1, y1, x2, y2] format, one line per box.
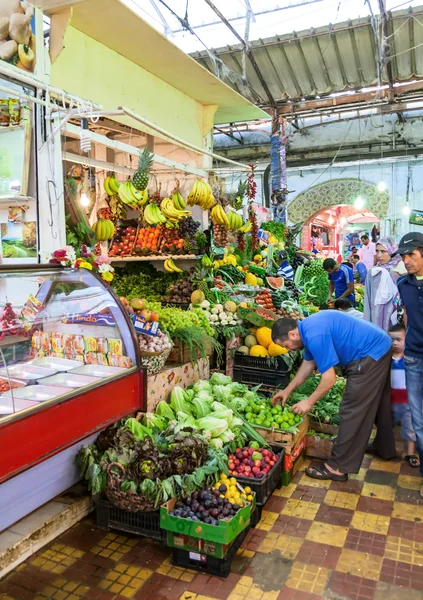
[276, 250, 294, 281]
[323, 258, 355, 305]
[351, 254, 367, 284]
[271, 311, 395, 482]
[394, 232, 423, 495]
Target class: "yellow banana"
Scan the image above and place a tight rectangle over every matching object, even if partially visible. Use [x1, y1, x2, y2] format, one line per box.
[109, 174, 120, 194]
[167, 258, 183, 273]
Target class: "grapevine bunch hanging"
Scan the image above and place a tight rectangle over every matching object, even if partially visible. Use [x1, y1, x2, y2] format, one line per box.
[237, 232, 245, 252]
[246, 164, 259, 251]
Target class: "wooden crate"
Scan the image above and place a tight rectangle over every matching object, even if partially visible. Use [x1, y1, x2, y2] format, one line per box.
[167, 339, 213, 364]
[254, 416, 309, 456]
[309, 421, 339, 436]
[306, 435, 333, 460]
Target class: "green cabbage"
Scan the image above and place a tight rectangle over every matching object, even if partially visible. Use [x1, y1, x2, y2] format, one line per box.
[229, 396, 248, 411]
[170, 386, 192, 415]
[155, 401, 175, 420]
[228, 382, 248, 395]
[229, 416, 244, 429]
[192, 397, 212, 419]
[196, 390, 214, 403]
[211, 409, 233, 424]
[125, 418, 151, 440]
[184, 389, 195, 401]
[193, 380, 212, 393]
[211, 400, 228, 412]
[210, 438, 224, 450]
[212, 386, 232, 403]
[142, 413, 167, 431]
[210, 373, 232, 386]
[197, 416, 228, 438]
[219, 429, 235, 444]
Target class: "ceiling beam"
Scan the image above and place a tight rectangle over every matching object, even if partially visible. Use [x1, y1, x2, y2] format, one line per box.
[202, 0, 277, 108]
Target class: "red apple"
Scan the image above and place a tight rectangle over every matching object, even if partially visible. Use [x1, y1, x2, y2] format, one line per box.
[140, 309, 152, 322]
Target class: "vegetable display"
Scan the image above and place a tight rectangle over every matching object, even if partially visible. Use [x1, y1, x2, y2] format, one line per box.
[240, 394, 303, 432]
[228, 446, 280, 479]
[287, 374, 345, 425]
[77, 418, 228, 507]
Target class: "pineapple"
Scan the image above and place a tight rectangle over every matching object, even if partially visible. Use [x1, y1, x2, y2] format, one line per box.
[232, 179, 247, 210]
[183, 238, 195, 253]
[133, 148, 154, 190]
[192, 266, 210, 296]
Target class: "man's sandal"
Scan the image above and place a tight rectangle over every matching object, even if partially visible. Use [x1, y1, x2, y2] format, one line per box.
[306, 463, 348, 482]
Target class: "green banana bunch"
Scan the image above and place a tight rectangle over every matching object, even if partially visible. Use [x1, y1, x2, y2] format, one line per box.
[227, 211, 243, 231]
[144, 202, 166, 225]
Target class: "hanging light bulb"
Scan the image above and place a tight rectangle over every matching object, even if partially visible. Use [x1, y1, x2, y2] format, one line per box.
[80, 118, 92, 153]
[80, 169, 90, 208]
[355, 196, 364, 209]
[377, 181, 387, 192]
[402, 204, 411, 215]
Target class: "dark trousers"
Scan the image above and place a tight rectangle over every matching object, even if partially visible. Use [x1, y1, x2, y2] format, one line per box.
[327, 350, 396, 474]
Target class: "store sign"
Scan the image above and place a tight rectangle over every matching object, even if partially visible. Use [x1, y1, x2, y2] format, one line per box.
[64, 313, 115, 327]
[129, 314, 159, 337]
[409, 209, 423, 226]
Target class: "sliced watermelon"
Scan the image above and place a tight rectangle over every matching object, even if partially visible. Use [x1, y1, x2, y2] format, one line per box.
[266, 276, 284, 290]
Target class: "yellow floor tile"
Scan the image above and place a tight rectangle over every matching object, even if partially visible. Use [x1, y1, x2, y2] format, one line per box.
[273, 483, 297, 498]
[306, 522, 349, 548]
[63, 582, 78, 593]
[120, 587, 136, 598]
[299, 459, 311, 472]
[261, 592, 279, 600]
[336, 548, 383, 581]
[350, 511, 390, 535]
[106, 572, 120, 582]
[249, 588, 263, 600]
[370, 458, 401, 473]
[180, 572, 195, 583]
[393, 502, 423, 522]
[258, 533, 303, 559]
[281, 499, 321, 520]
[349, 468, 367, 481]
[228, 593, 246, 600]
[362, 483, 396, 501]
[286, 562, 329, 594]
[110, 583, 124, 594]
[197, 596, 218, 600]
[256, 511, 279, 532]
[324, 490, 359, 510]
[385, 536, 423, 566]
[398, 475, 422, 491]
[299, 474, 332, 489]
[139, 568, 153, 580]
[180, 594, 197, 600]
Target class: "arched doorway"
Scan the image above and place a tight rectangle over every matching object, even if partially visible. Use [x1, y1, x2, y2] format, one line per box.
[303, 205, 380, 255]
[287, 178, 389, 224]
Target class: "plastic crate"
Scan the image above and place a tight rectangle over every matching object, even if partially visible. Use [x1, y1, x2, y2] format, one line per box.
[250, 504, 263, 528]
[171, 525, 249, 578]
[233, 353, 290, 388]
[234, 447, 284, 506]
[96, 496, 165, 541]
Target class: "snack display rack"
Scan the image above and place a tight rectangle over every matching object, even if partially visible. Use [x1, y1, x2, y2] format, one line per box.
[0, 264, 146, 530]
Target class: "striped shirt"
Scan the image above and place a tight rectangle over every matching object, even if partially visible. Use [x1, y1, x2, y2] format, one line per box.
[277, 261, 294, 280]
[391, 356, 408, 404]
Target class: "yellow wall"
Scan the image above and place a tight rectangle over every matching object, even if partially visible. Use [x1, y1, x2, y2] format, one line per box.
[51, 27, 217, 147]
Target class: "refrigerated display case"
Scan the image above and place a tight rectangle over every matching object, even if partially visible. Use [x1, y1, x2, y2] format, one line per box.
[0, 264, 145, 489]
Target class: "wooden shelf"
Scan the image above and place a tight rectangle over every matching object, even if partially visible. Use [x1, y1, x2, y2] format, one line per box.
[110, 254, 202, 262]
[0, 195, 35, 205]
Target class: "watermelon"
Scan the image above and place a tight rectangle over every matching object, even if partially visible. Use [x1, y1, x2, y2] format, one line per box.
[266, 276, 284, 290]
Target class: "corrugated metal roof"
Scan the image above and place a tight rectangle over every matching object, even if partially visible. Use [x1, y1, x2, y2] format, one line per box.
[191, 5, 423, 107]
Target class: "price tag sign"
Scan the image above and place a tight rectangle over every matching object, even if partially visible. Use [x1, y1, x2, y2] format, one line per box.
[130, 314, 159, 336]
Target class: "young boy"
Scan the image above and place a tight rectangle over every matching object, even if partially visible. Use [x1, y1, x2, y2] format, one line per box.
[389, 323, 420, 468]
[350, 254, 367, 284]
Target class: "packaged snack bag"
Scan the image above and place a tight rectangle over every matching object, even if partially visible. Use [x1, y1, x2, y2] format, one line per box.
[97, 337, 108, 354]
[84, 337, 97, 353]
[108, 339, 123, 355]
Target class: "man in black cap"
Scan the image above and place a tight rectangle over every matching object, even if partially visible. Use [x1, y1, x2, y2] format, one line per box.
[395, 232, 423, 496]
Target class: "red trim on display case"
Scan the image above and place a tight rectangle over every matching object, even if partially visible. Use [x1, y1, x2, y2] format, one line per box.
[0, 369, 146, 484]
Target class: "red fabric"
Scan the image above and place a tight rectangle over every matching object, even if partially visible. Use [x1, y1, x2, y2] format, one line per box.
[391, 388, 408, 404]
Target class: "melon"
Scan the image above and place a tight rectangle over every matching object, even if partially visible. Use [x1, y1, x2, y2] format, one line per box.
[266, 276, 284, 290]
[249, 345, 269, 357]
[256, 277, 263, 286]
[191, 290, 205, 304]
[268, 343, 288, 357]
[244, 334, 257, 348]
[256, 327, 273, 348]
[224, 300, 237, 313]
[245, 273, 258, 286]
[238, 346, 250, 355]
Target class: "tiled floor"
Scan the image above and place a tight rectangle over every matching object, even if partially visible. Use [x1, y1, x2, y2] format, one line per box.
[1, 454, 423, 600]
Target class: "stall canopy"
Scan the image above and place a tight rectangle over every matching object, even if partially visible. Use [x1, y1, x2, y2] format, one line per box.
[47, 0, 268, 127]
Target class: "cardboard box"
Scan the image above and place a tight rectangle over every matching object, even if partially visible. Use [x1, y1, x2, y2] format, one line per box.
[284, 437, 306, 472]
[167, 532, 232, 559]
[306, 435, 334, 460]
[281, 449, 306, 486]
[309, 420, 339, 436]
[160, 496, 252, 546]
